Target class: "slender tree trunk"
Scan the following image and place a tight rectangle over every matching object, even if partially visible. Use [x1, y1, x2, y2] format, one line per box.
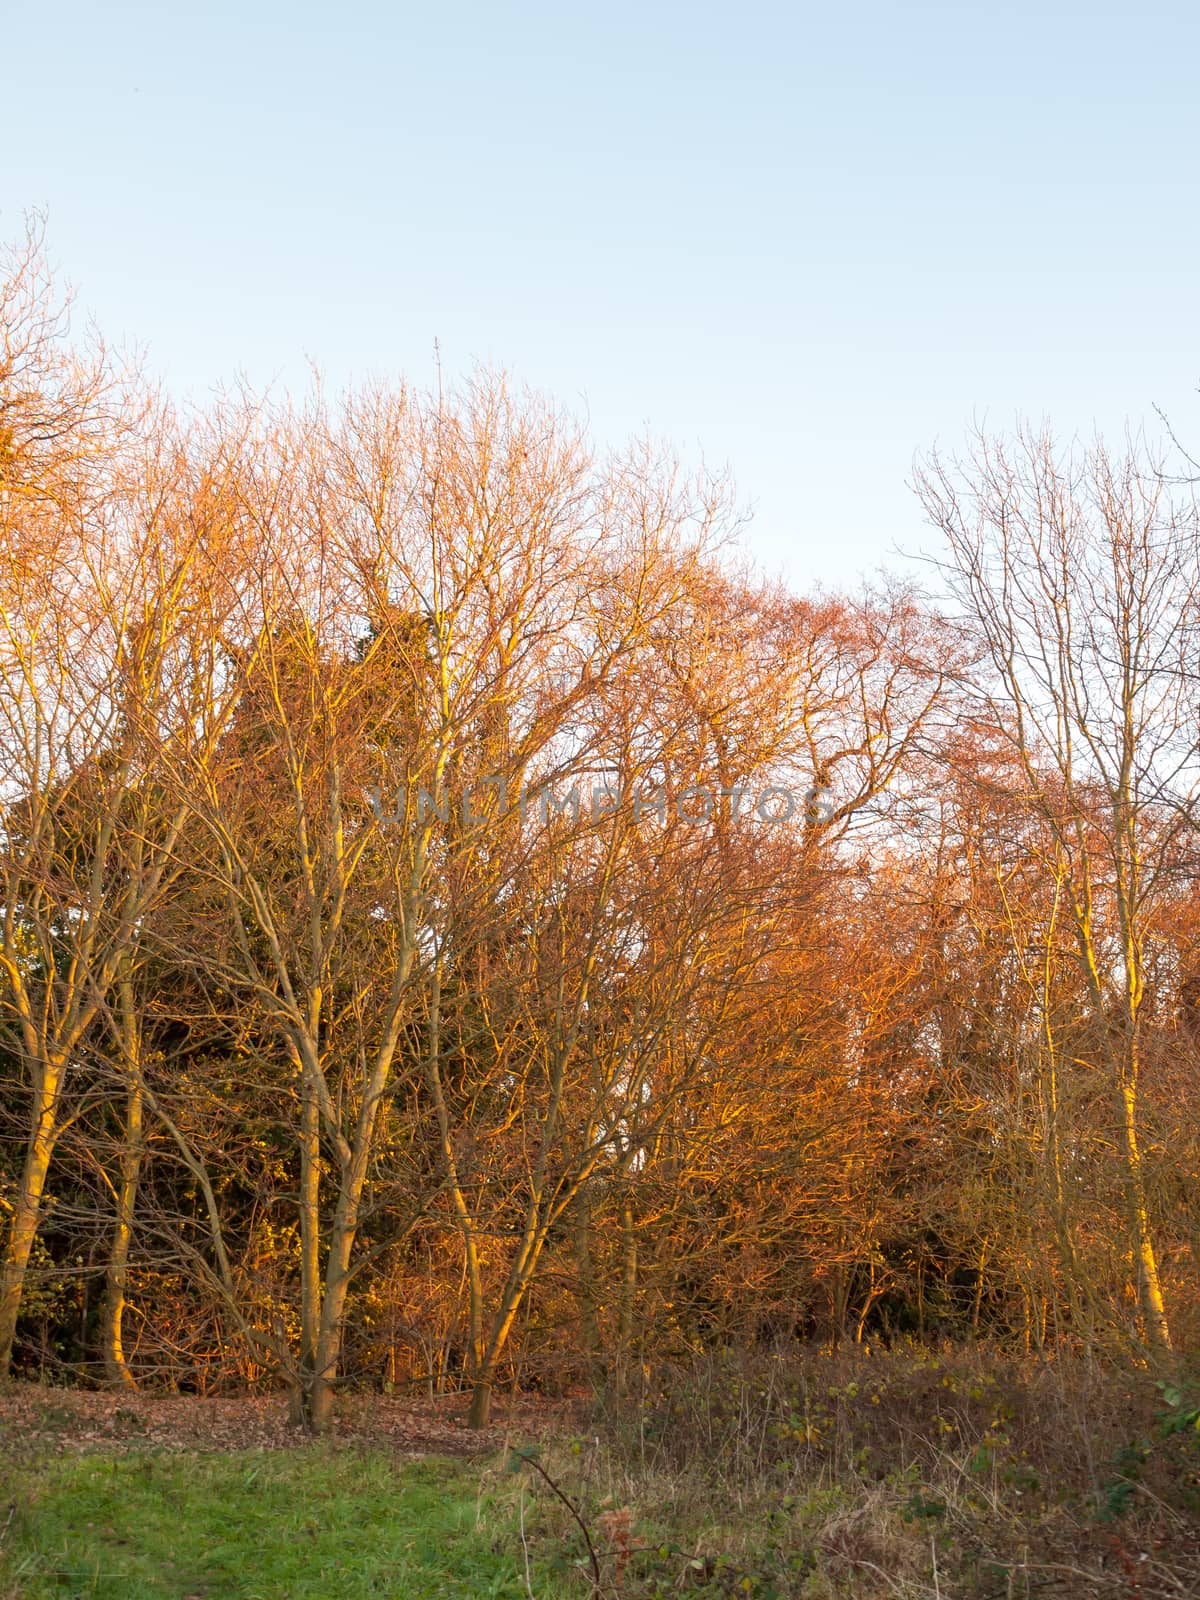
[101, 1074, 143, 1388]
[305, 1013, 410, 1433]
[0, 1055, 64, 1374]
[1115, 840, 1172, 1356]
[1042, 1044, 1087, 1343]
[468, 1218, 552, 1428]
[469, 1289, 528, 1428]
[1035, 899, 1086, 1342]
[856, 1283, 882, 1346]
[289, 1066, 322, 1425]
[615, 1199, 638, 1393]
[1118, 1073, 1171, 1353]
[101, 974, 144, 1389]
[308, 1215, 349, 1434]
[572, 1194, 602, 1379]
[309, 1154, 372, 1433]
[971, 1240, 989, 1337]
[424, 965, 488, 1425]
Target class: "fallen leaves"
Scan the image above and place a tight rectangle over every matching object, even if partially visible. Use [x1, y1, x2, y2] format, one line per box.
[0, 1381, 576, 1460]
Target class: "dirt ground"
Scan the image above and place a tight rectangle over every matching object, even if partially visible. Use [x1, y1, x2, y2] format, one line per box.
[0, 1381, 576, 1458]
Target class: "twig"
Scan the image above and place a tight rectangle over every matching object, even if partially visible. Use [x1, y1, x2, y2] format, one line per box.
[509, 1448, 605, 1596]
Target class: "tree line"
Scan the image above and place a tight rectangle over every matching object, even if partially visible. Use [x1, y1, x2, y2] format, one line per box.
[1, 225, 1197, 1429]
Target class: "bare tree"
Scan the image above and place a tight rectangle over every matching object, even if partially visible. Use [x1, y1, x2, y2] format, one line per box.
[918, 427, 1200, 1354]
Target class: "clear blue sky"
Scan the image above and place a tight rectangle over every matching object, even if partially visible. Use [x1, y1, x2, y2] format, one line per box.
[6, 0, 1200, 590]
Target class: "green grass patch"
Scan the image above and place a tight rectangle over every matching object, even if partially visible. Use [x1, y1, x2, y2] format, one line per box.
[0, 1448, 566, 1600]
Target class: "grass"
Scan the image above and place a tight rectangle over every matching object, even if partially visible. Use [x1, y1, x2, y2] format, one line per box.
[0, 1449, 568, 1600]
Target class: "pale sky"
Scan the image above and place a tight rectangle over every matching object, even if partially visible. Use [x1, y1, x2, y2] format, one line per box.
[6, 0, 1200, 590]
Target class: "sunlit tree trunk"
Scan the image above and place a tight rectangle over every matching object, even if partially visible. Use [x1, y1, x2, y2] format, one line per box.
[0, 1052, 64, 1373]
[101, 974, 144, 1389]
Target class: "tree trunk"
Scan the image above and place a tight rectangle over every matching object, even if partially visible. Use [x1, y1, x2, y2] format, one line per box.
[572, 1195, 602, 1380]
[101, 1074, 143, 1388]
[466, 1238, 545, 1429]
[289, 1067, 323, 1426]
[0, 1056, 64, 1374]
[468, 1373, 493, 1429]
[615, 1199, 638, 1393]
[1118, 1075, 1171, 1353]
